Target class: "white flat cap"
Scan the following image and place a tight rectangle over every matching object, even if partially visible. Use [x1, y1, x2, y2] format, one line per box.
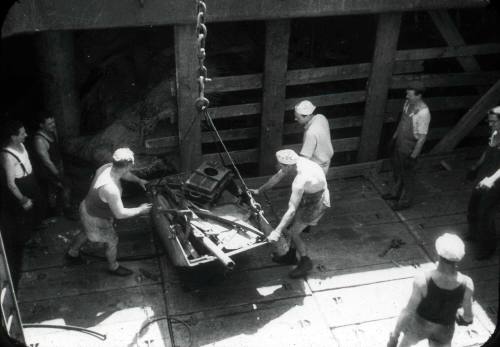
[435, 233, 465, 262]
[112, 147, 135, 163]
[489, 106, 500, 115]
[294, 100, 316, 116]
[276, 149, 299, 165]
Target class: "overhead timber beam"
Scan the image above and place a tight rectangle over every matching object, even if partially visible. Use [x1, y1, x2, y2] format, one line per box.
[259, 20, 291, 175]
[357, 12, 402, 162]
[175, 24, 202, 172]
[428, 10, 486, 93]
[2, 0, 488, 38]
[431, 78, 500, 153]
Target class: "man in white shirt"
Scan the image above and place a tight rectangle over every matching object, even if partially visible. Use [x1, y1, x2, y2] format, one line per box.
[294, 100, 334, 174]
[383, 82, 431, 210]
[250, 149, 330, 278]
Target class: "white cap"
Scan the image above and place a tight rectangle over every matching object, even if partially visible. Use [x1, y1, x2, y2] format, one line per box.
[276, 149, 299, 165]
[490, 106, 500, 115]
[294, 100, 316, 116]
[435, 233, 465, 262]
[112, 147, 134, 163]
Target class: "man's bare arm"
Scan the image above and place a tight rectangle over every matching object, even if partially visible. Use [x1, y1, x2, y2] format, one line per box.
[101, 185, 151, 219]
[410, 134, 427, 159]
[275, 184, 304, 233]
[1, 154, 27, 203]
[252, 170, 286, 194]
[390, 273, 426, 342]
[34, 137, 60, 178]
[122, 171, 148, 190]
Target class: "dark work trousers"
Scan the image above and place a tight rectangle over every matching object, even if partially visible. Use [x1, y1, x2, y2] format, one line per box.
[391, 150, 417, 204]
[1, 173, 42, 288]
[467, 184, 500, 251]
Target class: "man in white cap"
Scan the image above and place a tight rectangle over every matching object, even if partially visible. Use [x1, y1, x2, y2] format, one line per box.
[294, 100, 334, 174]
[66, 148, 152, 276]
[250, 149, 330, 278]
[466, 106, 500, 260]
[387, 233, 474, 347]
[383, 82, 431, 210]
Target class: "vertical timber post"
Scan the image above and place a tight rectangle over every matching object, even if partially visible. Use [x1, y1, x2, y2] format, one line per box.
[259, 19, 291, 175]
[357, 13, 402, 163]
[175, 24, 202, 172]
[36, 31, 81, 140]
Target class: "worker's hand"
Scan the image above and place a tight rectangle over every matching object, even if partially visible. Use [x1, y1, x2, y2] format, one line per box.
[478, 176, 495, 189]
[138, 178, 149, 191]
[248, 188, 260, 196]
[139, 203, 153, 214]
[386, 333, 399, 347]
[466, 167, 478, 182]
[21, 198, 33, 211]
[267, 229, 282, 242]
[456, 312, 473, 326]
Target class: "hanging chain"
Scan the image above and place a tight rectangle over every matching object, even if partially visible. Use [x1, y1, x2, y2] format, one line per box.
[192, 1, 264, 216]
[195, 0, 210, 112]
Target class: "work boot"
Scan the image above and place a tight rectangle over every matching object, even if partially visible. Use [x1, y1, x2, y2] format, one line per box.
[65, 252, 86, 266]
[288, 256, 313, 278]
[108, 265, 133, 276]
[272, 247, 298, 265]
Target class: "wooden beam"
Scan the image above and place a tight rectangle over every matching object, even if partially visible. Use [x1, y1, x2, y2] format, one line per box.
[205, 60, 423, 93]
[386, 95, 479, 114]
[357, 13, 402, 162]
[390, 71, 500, 89]
[431, 79, 500, 153]
[36, 31, 81, 140]
[395, 43, 500, 61]
[3, 0, 488, 38]
[429, 10, 482, 72]
[428, 10, 487, 94]
[175, 24, 201, 172]
[259, 20, 291, 175]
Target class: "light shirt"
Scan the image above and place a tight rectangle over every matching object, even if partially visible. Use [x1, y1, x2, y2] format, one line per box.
[489, 130, 500, 147]
[2, 143, 33, 178]
[403, 101, 431, 138]
[300, 114, 334, 169]
[92, 163, 122, 202]
[292, 157, 330, 207]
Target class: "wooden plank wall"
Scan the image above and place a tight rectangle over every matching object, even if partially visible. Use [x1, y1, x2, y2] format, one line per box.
[155, 12, 500, 171]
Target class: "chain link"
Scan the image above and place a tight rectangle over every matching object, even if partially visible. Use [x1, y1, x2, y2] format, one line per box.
[195, 0, 210, 112]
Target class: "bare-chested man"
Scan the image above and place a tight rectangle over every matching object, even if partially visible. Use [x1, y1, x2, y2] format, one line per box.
[66, 148, 152, 276]
[250, 149, 330, 278]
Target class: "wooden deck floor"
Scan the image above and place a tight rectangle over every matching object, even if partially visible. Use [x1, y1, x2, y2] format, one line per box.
[15, 163, 498, 347]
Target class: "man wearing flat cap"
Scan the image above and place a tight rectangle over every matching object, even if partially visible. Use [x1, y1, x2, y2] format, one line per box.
[294, 100, 334, 174]
[66, 148, 152, 276]
[388, 233, 474, 347]
[466, 106, 500, 260]
[384, 82, 431, 210]
[250, 149, 330, 278]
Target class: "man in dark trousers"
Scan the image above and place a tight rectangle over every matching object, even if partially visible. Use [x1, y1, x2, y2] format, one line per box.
[466, 106, 500, 260]
[32, 112, 71, 218]
[383, 82, 431, 210]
